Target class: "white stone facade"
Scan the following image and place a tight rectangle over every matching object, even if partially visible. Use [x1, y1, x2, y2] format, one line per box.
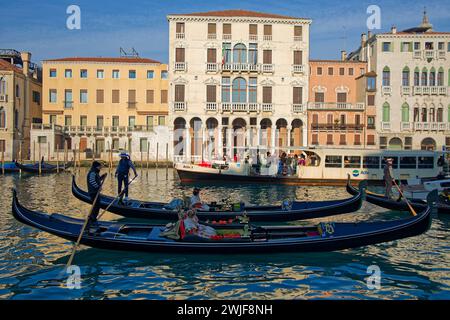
[167, 11, 312, 161]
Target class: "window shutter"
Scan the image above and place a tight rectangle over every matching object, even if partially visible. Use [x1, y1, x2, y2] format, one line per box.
[174, 85, 185, 102]
[294, 26, 302, 36]
[128, 90, 136, 103]
[293, 51, 303, 65]
[112, 90, 120, 103]
[207, 49, 216, 63]
[263, 87, 272, 103]
[208, 23, 216, 34]
[146, 90, 154, 104]
[264, 25, 272, 35]
[337, 92, 347, 102]
[223, 23, 231, 34]
[293, 87, 302, 104]
[315, 92, 324, 102]
[206, 85, 216, 102]
[263, 50, 272, 64]
[161, 90, 168, 103]
[249, 24, 257, 35]
[175, 48, 185, 62]
[96, 89, 104, 103]
[176, 22, 184, 33]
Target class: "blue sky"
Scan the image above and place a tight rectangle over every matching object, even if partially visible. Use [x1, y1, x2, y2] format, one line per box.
[1, 0, 449, 64]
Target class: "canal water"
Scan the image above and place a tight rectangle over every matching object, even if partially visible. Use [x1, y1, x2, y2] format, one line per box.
[0, 168, 448, 299]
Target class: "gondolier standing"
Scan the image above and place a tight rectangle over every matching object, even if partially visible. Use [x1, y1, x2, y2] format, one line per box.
[383, 158, 395, 198]
[87, 161, 107, 223]
[115, 152, 138, 203]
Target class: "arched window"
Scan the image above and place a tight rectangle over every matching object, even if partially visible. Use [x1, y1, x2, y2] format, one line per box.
[401, 103, 409, 122]
[232, 77, 247, 103]
[429, 106, 435, 122]
[382, 102, 390, 122]
[437, 67, 444, 86]
[0, 108, 5, 128]
[421, 106, 427, 122]
[421, 67, 428, 86]
[414, 67, 420, 86]
[326, 114, 333, 124]
[429, 67, 436, 86]
[437, 107, 443, 122]
[233, 44, 247, 64]
[312, 114, 319, 124]
[382, 66, 390, 86]
[402, 67, 410, 86]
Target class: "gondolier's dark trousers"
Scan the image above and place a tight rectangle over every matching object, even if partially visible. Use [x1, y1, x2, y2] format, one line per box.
[117, 174, 129, 198]
[89, 192, 101, 221]
[385, 179, 393, 198]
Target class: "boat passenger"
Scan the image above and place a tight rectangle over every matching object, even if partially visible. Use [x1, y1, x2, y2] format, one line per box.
[190, 187, 210, 211]
[383, 158, 395, 198]
[183, 210, 216, 238]
[115, 152, 138, 204]
[265, 152, 272, 167]
[298, 154, 306, 166]
[87, 161, 107, 224]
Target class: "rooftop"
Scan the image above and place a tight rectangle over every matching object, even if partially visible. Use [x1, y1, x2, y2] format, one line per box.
[43, 57, 161, 64]
[168, 9, 309, 20]
[0, 58, 23, 73]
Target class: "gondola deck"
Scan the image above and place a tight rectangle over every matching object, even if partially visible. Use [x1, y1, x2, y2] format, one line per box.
[15, 161, 74, 174]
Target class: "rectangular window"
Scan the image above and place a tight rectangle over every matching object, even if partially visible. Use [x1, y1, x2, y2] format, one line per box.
[264, 24, 272, 35]
[97, 69, 104, 79]
[175, 48, 185, 63]
[146, 90, 154, 103]
[339, 134, 346, 145]
[158, 116, 165, 126]
[293, 87, 303, 104]
[438, 42, 444, 50]
[348, 68, 354, 76]
[363, 156, 379, 168]
[312, 134, 318, 145]
[367, 95, 375, 106]
[206, 85, 216, 103]
[128, 116, 136, 128]
[262, 87, 272, 104]
[146, 116, 154, 128]
[49, 89, 57, 103]
[344, 156, 361, 168]
[140, 138, 148, 152]
[112, 138, 119, 150]
[400, 157, 417, 169]
[249, 43, 258, 64]
[354, 134, 361, 145]
[414, 42, 421, 50]
[174, 85, 185, 102]
[355, 114, 361, 125]
[128, 89, 136, 103]
[49, 115, 56, 124]
[64, 90, 72, 108]
[222, 77, 230, 102]
[339, 67, 345, 75]
[161, 70, 168, 79]
[64, 69, 72, 78]
[367, 135, 375, 145]
[401, 42, 412, 52]
[96, 89, 104, 103]
[80, 89, 88, 103]
[325, 155, 342, 168]
[328, 67, 334, 75]
[382, 42, 392, 52]
[0, 140, 5, 152]
[147, 70, 154, 79]
[293, 51, 302, 65]
[294, 26, 302, 37]
[326, 134, 333, 145]
[263, 50, 272, 64]
[161, 90, 168, 103]
[208, 23, 216, 35]
[112, 116, 119, 127]
[367, 77, 376, 90]
[249, 24, 257, 36]
[316, 67, 323, 75]
[129, 70, 136, 79]
[112, 90, 120, 103]
[96, 116, 104, 129]
[32, 91, 41, 104]
[207, 49, 217, 63]
[80, 116, 87, 126]
[49, 69, 57, 77]
[418, 157, 434, 169]
[80, 69, 88, 78]
[223, 23, 231, 35]
[315, 92, 324, 102]
[65, 115, 72, 126]
[112, 70, 120, 79]
[176, 22, 185, 33]
[38, 136, 47, 144]
[337, 92, 347, 103]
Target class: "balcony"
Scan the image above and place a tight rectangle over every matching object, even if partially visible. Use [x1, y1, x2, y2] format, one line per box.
[223, 34, 231, 40]
[310, 123, 365, 131]
[424, 50, 435, 59]
[127, 101, 137, 109]
[414, 122, 448, 131]
[205, 102, 218, 112]
[381, 86, 392, 95]
[292, 104, 305, 113]
[294, 36, 302, 42]
[401, 86, 411, 95]
[307, 102, 365, 110]
[62, 125, 154, 136]
[174, 62, 187, 71]
[175, 33, 185, 39]
[31, 123, 63, 132]
[292, 64, 305, 74]
[173, 102, 186, 112]
[221, 103, 258, 113]
[261, 64, 274, 73]
[261, 103, 273, 112]
[206, 63, 219, 73]
[263, 35, 272, 41]
[381, 122, 391, 131]
[438, 50, 446, 59]
[0, 94, 7, 102]
[400, 122, 413, 131]
[222, 63, 259, 73]
[413, 86, 447, 96]
[64, 101, 73, 108]
[413, 51, 422, 59]
[207, 33, 216, 40]
[249, 34, 258, 41]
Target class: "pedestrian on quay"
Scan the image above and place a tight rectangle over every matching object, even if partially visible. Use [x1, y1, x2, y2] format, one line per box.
[383, 158, 395, 198]
[115, 152, 138, 204]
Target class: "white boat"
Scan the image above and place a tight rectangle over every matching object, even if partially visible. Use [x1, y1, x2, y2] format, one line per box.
[402, 178, 450, 200]
[175, 148, 445, 186]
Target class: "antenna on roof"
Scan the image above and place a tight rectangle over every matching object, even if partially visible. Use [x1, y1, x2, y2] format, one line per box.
[119, 47, 140, 58]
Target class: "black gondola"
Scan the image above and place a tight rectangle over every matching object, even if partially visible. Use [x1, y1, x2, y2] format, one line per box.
[15, 161, 73, 174]
[346, 175, 428, 211]
[0, 162, 20, 173]
[72, 175, 365, 222]
[11, 189, 435, 254]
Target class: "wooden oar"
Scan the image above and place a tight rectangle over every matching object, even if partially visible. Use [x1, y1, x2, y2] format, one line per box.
[66, 176, 107, 269]
[392, 179, 417, 216]
[96, 175, 138, 220]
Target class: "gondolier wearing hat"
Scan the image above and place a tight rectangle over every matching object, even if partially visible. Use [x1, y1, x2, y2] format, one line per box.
[115, 152, 137, 204]
[383, 158, 395, 198]
[87, 161, 107, 223]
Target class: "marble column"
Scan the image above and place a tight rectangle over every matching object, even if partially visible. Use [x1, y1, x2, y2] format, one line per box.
[271, 125, 277, 154]
[217, 125, 223, 158]
[287, 125, 292, 153]
[185, 125, 191, 162]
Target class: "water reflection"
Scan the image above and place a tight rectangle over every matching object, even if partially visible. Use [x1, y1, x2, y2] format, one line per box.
[0, 168, 448, 299]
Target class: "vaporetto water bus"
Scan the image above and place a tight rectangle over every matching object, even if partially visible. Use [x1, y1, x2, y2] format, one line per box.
[174, 148, 445, 186]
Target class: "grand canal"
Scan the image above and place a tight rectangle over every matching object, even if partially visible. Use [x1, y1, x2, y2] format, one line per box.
[0, 168, 449, 299]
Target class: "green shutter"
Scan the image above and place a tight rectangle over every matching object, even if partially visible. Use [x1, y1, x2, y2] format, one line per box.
[409, 42, 412, 52]
[401, 103, 409, 122]
[383, 103, 390, 122]
[390, 42, 394, 52]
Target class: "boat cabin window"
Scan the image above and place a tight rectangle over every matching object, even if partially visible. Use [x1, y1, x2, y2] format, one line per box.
[325, 155, 342, 168]
[382, 157, 399, 169]
[400, 156, 417, 169]
[418, 157, 434, 169]
[363, 156, 380, 169]
[344, 156, 361, 168]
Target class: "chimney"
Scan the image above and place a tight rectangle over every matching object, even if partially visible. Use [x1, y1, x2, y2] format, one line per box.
[368, 30, 372, 39]
[361, 33, 367, 47]
[391, 25, 397, 34]
[21, 52, 31, 76]
[341, 50, 347, 61]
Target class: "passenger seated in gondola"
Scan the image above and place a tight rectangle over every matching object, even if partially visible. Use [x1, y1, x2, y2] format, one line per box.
[190, 187, 210, 211]
[183, 210, 217, 238]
